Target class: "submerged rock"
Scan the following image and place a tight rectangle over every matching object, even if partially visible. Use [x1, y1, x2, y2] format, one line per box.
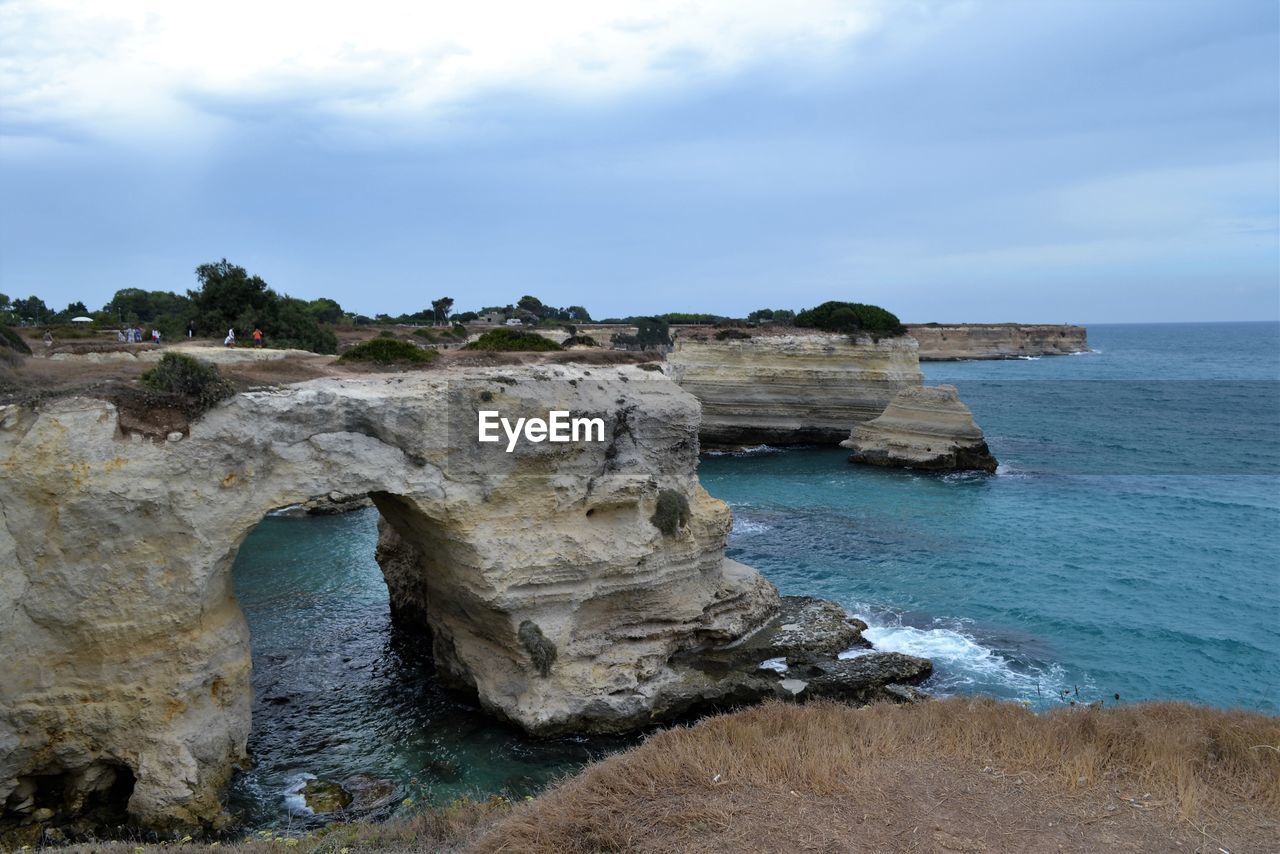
[301, 779, 353, 813]
[841, 384, 998, 473]
[340, 774, 397, 812]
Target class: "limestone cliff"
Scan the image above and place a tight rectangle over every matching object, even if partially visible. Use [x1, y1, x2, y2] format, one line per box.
[906, 324, 1088, 360]
[841, 385, 998, 473]
[664, 331, 923, 446]
[0, 365, 779, 829]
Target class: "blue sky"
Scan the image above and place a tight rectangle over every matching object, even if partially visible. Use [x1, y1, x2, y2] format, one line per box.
[1, 0, 1276, 322]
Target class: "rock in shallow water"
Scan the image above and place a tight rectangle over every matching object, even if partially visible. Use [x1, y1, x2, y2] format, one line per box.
[301, 779, 353, 813]
[657, 596, 932, 717]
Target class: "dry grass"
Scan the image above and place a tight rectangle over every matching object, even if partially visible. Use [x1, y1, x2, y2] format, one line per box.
[473, 698, 1280, 853]
[57, 797, 509, 854]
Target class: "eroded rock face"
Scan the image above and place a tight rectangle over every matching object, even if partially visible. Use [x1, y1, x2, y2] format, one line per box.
[841, 385, 998, 473]
[664, 332, 923, 446]
[906, 324, 1088, 360]
[0, 365, 779, 829]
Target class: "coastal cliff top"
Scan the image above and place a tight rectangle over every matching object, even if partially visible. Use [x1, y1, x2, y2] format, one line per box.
[0, 340, 659, 409]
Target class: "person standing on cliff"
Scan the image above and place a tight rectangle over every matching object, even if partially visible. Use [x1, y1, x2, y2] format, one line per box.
[187, 321, 195, 339]
[253, 327, 264, 348]
[225, 328, 235, 347]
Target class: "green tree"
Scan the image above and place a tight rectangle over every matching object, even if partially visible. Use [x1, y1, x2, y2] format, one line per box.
[794, 301, 905, 338]
[431, 296, 454, 325]
[189, 260, 274, 334]
[11, 296, 52, 324]
[517, 295, 544, 317]
[307, 297, 344, 324]
[188, 259, 335, 353]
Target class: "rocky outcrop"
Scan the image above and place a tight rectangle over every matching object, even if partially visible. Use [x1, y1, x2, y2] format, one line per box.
[0, 365, 783, 830]
[841, 385, 998, 472]
[906, 324, 1088, 360]
[665, 331, 923, 446]
[655, 596, 932, 716]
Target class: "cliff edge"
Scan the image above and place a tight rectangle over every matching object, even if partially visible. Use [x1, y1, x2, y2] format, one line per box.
[665, 331, 923, 446]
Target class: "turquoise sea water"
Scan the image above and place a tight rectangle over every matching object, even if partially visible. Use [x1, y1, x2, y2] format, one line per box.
[228, 321, 1279, 827]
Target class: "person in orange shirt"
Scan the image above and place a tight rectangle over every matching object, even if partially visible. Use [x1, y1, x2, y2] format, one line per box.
[253, 328, 264, 347]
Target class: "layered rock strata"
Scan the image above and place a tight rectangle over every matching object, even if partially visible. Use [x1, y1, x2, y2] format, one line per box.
[1, 365, 782, 829]
[842, 385, 998, 473]
[906, 324, 1088, 360]
[665, 332, 923, 446]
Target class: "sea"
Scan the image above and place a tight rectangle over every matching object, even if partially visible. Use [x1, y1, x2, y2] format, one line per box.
[227, 321, 1280, 828]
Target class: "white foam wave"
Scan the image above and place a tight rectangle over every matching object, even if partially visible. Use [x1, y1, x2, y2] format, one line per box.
[282, 772, 317, 815]
[703, 444, 781, 457]
[759, 657, 788, 673]
[731, 518, 773, 536]
[861, 623, 1068, 699]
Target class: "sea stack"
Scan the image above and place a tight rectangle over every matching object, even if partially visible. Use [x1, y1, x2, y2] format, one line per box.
[840, 384, 998, 473]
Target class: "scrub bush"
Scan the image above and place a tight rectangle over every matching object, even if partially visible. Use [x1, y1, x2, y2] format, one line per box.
[338, 339, 438, 365]
[140, 353, 235, 411]
[650, 489, 691, 536]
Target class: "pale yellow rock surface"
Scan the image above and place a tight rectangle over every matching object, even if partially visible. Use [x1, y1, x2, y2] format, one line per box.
[0, 364, 778, 828]
[665, 332, 923, 445]
[841, 384, 998, 473]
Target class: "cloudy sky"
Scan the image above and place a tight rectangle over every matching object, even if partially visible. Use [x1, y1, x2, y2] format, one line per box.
[1, 0, 1276, 322]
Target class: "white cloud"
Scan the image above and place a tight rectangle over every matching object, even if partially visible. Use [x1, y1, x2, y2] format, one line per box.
[0, 0, 883, 142]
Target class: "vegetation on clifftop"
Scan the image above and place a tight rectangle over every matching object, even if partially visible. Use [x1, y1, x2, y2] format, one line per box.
[794, 301, 907, 338]
[465, 328, 562, 352]
[140, 353, 235, 412]
[338, 338, 438, 365]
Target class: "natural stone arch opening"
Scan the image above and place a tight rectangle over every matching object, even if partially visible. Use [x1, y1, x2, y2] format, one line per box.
[222, 490, 472, 824]
[1, 366, 781, 832]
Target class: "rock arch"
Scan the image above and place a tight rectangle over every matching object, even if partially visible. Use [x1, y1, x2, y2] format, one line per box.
[0, 365, 778, 829]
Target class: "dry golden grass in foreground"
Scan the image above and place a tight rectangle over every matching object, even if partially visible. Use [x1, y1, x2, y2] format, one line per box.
[43, 698, 1280, 853]
[474, 697, 1280, 853]
[53, 797, 507, 854]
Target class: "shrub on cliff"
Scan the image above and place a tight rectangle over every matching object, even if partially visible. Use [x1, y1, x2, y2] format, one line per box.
[140, 353, 235, 410]
[563, 334, 598, 347]
[465, 328, 562, 352]
[338, 338, 438, 365]
[518, 621, 558, 677]
[715, 328, 752, 340]
[650, 489, 691, 536]
[794, 301, 906, 339]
